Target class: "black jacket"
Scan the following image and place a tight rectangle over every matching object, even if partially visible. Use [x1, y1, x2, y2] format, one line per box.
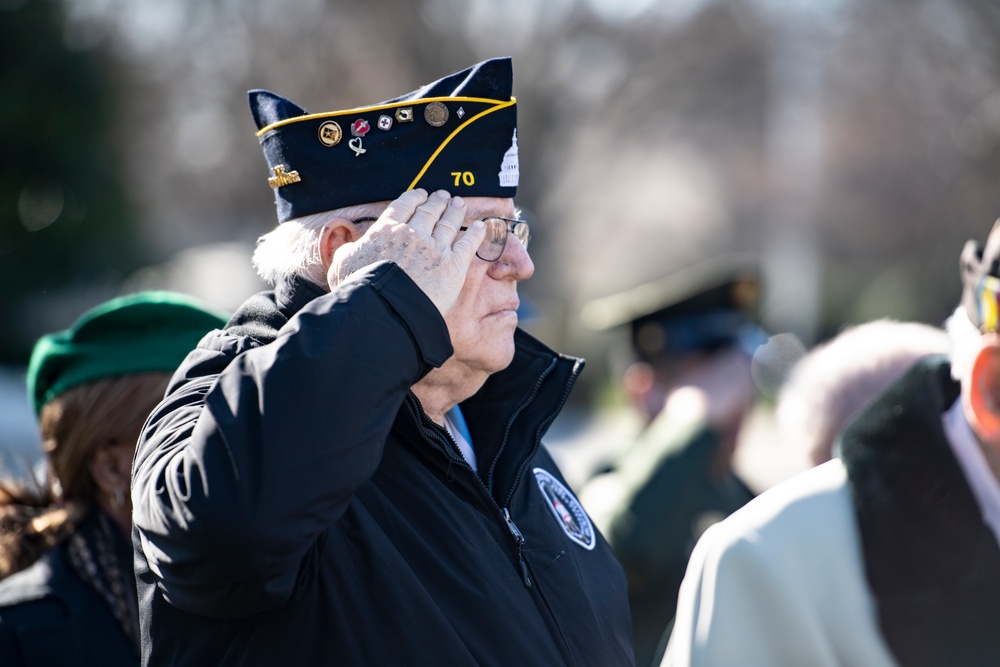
[132, 261, 634, 666]
[604, 423, 754, 667]
[841, 357, 1000, 667]
[0, 517, 139, 666]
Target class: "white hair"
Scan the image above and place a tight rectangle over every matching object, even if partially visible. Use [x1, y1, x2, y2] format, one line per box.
[252, 202, 388, 288]
[777, 319, 950, 465]
[945, 305, 983, 383]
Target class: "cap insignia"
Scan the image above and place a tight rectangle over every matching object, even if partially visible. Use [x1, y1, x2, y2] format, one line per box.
[317, 121, 342, 147]
[377, 115, 393, 131]
[268, 165, 301, 188]
[424, 102, 449, 127]
[457, 106, 466, 119]
[349, 137, 367, 157]
[351, 119, 370, 137]
[395, 107, 414, 123]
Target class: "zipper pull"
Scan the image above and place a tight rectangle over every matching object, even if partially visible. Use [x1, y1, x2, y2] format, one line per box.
[503, 508, 532, 588]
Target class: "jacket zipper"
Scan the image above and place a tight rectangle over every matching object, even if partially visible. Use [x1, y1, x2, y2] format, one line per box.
[407, 362, 584, 666]
[501, 358, 581, 510]
[485, 358, 559, 496]
[502, 507, 532, 588]
[407, 395, 533, 588]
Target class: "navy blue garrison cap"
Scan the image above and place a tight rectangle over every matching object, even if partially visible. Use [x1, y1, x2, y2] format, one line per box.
[249, 57, 519, 223]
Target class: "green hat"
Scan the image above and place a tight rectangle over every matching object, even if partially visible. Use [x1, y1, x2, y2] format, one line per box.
[26, 291, 229, 416]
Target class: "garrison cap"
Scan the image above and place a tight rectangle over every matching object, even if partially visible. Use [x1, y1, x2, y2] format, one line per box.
[249, 57, 519, 223]
[581, 255, 763, 360]
[961, 219, 1000, 332]
[26, 291, 229, 416]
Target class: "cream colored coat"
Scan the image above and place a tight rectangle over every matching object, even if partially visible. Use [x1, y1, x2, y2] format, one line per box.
[663, 459, 899, 667]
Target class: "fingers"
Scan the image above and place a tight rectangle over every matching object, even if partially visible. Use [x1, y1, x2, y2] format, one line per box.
[431, 196, 466, 244]
[363, 187, 477, 263]
[407, 190, 452, 234]
[378, 188, 430, 227]
[452, 218, 486, 264]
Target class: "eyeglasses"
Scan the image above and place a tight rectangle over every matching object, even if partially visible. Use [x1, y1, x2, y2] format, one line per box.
[353, 216, 530, 262]
[461, 217, 530, 262]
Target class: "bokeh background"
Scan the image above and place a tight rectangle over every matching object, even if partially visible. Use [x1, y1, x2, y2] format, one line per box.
[4, 0, 1000, 485]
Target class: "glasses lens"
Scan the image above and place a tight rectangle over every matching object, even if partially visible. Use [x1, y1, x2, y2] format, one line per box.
[477, 218, 508, 261]
[513, 221, 530, 250]
[473, 218, 530, 261]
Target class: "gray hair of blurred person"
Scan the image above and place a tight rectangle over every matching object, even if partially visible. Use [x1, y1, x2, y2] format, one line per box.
[777, 319, 950, 466]
[252, 202, 387, 288]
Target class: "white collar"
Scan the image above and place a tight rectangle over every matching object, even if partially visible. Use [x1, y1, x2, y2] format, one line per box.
[942, 398, 1000, 549]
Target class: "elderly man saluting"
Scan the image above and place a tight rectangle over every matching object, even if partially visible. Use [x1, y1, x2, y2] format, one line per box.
[131, 58, 634, 666]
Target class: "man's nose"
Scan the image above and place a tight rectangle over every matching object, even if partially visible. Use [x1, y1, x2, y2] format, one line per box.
[488, 232, 534, 281]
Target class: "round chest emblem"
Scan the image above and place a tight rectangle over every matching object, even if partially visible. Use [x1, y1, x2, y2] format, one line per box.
[533, 468, 596, 550]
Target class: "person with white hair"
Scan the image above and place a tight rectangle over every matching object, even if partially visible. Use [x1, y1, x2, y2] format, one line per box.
[663, 221, 1000, 667]
[130, 58, 634, 666]
[777, 318, 949, 466]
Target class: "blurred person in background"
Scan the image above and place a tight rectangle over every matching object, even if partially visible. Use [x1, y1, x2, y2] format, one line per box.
[0, 292, 227, 667]
[131, 58, 634, 666]
[663, 221, 1000, 667]
[577, 256, 765, 667]
[777, 318, 949, 466]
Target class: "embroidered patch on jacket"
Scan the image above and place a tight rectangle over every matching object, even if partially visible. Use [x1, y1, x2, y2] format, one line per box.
[533, 468, 596, 550]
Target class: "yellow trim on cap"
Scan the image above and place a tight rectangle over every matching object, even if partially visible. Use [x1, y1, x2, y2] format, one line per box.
[406, 98, 517, 190]
[256, 96, 512, 137]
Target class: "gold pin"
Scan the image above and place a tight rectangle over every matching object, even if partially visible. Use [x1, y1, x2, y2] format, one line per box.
[318, 121, 342, 147]
[395, 107, 414, 123]
[268, 165, 301, 188]
[424, 102, 449, 127]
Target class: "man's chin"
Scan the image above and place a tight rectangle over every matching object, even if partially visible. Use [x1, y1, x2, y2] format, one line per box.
[492, 340, 518, 374]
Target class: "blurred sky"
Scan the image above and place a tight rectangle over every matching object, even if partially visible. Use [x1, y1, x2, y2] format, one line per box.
[37, 0, 1000, 337]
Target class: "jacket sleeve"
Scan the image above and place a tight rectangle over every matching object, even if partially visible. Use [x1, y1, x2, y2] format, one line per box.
[132, 262, 452, 619]
[663, 523, 842, 667]
[662, 462, 899, 667]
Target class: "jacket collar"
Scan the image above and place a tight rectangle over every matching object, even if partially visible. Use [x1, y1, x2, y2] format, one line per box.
[840, 356, 1000, 666]
[460, 328, 583, 500]
[227, 276, 583, 500]
[224, 276, 324, 345]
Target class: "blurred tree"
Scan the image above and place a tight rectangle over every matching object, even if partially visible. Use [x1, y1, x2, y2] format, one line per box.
[0, 0, 141, 363]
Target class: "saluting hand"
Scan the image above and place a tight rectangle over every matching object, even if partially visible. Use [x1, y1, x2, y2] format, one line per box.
[328, 189, 486, 317]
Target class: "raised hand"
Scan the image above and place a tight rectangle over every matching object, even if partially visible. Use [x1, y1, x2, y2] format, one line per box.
[328, 189, 487, 317]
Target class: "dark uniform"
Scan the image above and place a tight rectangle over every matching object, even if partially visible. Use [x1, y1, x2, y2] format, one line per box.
[0, 513, 139, 667]
[133, 265, 634, 665]
[579, 257, 764, 667]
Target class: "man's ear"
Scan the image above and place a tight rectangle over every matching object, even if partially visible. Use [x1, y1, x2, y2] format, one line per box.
[320, 219, 361, 272]
[89, 441, 134, 497]
[968, 335, 1000, 443]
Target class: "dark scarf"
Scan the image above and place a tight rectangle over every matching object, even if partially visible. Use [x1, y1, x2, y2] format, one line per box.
[840, 357, 1000, 667]
[67, 511, 140, 649]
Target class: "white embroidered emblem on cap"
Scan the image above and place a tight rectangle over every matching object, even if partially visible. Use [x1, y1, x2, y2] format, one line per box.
[499, 129, 519, 187]
[533, 468, 596, 550]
